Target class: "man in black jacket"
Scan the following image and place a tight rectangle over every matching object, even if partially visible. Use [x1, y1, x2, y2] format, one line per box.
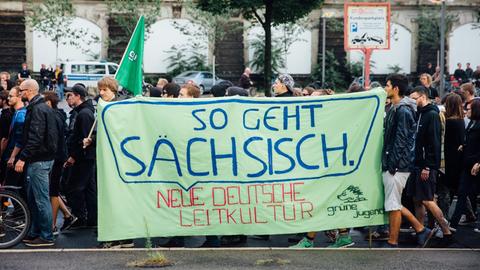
[382, 74, 433, 248]
[63, 84, 97, 228]
[409, 86, 453, 241]
[15, 79, 58, 247]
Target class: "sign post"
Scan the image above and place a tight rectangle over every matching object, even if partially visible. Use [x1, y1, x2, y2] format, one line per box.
[344, 2, 391, 88]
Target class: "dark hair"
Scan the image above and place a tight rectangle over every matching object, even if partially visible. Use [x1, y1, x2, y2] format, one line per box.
[43, 91, 59, 108]
[444, 93, 464, 119]
[410, 86, 429, 98]
[210, 81, 233, 97]
[0, 90, 8, 102]
[386, 74, 409, 97]
[163, 83, 180, 98]
[470, 98, 480, 121]
[347, 83, 365, 93]
[149, 87, 162, 97]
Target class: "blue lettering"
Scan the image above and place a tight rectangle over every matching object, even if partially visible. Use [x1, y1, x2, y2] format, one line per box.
[192, 109, 207, 131]
[211, 137, 238, 176]
[267, 138, 274, 175]
[283, 106, 300, 130]
[243, 137, 267, 177]
[186, 138, 209, 176]
[148, 138, 182, 177]
[274, 138, 295, 174]
[321, 133, 348, 168]
[120, 136, 146, 176]
[263, 106, 280, 131]
[210, 108, 228, 130]
[242, 108, 260, 130]
[296, 134, 320, 170]
[301, 104, 323, 128]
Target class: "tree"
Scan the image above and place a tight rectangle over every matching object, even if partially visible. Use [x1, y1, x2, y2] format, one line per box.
[25, 0, 100, 62]
[106, 0, 162, 60]
[197, 0, 323, 96]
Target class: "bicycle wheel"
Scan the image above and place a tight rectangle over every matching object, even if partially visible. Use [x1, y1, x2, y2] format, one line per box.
[0, 190, 31, 249]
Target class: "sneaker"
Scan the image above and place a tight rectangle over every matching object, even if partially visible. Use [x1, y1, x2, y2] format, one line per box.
[324, 230, 337, 243]
[22, 235, 37, 244]
[399, 226, 415, 233]
[289, 237, 314, 248]
[97, 241, 122, 249]
[417, 227, 434, 247]
[365, 231, 389, 241]
[474, 228, 480, 233]
[60, 215, 78, 231]
[328, 235, 354, 248]
[458, 215, 477, 226]
[119, 240, 134, 248]
[25, 238, 54, 247]
[52, 226, 60, 236]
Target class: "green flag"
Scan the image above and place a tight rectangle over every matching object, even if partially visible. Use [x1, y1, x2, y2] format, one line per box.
[115, 16, 144, 96]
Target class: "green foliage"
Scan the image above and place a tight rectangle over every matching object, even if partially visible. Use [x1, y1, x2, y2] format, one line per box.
[417, 7, 457, 48]
[249, 33, 285, 75]
[165, 44, 209, 77]
[346, 61, 363, 79]
[312, 50, 344, 89]
[106, 0, 162, 42]
[387, 64, 403, 74]
[25, 0, 100, 61]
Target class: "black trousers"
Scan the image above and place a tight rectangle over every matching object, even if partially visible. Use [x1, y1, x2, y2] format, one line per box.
[65, 159, 97, 225]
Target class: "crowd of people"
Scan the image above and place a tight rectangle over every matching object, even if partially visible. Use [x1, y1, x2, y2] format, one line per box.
[0, 63, 478, 249]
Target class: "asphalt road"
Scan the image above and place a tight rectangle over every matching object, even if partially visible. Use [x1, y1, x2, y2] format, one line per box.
[0, 249, 479, 270]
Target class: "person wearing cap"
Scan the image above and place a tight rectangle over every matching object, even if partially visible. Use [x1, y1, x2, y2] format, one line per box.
[63, 83, 97, 231]
[273, 74, 295, 97]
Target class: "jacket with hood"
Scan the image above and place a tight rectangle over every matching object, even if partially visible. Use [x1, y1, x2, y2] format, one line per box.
[463, 120, 480, 170]
[382, 97, 417, 174]
[54, 108, 68, 162]
[414, 103, 441, 170]
[67, 99, 95, 161]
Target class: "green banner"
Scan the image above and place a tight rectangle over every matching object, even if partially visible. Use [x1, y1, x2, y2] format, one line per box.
[97, 89, 387, 241]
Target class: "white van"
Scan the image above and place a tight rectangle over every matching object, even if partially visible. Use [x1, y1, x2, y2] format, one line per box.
[61, 61, 119, 88]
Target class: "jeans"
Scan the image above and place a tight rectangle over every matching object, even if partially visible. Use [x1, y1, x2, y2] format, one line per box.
[25, 160, 54, 241]
[57, 83, 64, 100]
[450, 171, 479, 227]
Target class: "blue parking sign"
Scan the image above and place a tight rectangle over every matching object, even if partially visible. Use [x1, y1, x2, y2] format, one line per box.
[351, 23, 358, 32]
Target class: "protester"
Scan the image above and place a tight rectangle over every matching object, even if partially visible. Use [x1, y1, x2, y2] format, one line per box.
[1, 87, 25, 198]
[39, 64, 50, 91]
[42, 91, 77, 234]
[408, 86, 453, 244]
[63, 84, 96, 231]
[273, 74, 294, 97]
[465, 63, 473, 81]
[0, 72, 14, 91]
[449, 99, 480, 231]
[179, 84, 201, 98]
[15, 79, 58, 247]
[156, 78, 168, 89]
[162, 82, 181, 98]
[238, 67, 253, 90]
[17, 63, 31, 81]
[453, 63, 467, 84]
[54, 65, 65, 100]
[149, 87, 162, 97]
[443, 93, 465, 214]
[382, 74, 433, 248]
[419, 73, 440, 104]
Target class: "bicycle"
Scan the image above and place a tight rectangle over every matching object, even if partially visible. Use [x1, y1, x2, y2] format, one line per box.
[0, 186, 30, 249]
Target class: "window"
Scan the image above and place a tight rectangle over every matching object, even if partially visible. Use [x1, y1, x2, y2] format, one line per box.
[108, 65, 118, 75]
[202, 72, 213, 79]
[86, 65, 106, 74]
[71, 64, 86, 74]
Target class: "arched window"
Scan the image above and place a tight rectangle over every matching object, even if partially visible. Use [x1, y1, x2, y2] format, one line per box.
[448, 23, 480, 74]
[144, 19, 208, 73]
[32, 17, 101, 71]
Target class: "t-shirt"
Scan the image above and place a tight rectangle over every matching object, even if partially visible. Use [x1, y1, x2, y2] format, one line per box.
[3, 107, 26, 160]
[18, 69, 30, 79]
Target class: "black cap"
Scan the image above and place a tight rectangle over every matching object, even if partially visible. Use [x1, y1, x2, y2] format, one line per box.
[65, 83, 87, 97]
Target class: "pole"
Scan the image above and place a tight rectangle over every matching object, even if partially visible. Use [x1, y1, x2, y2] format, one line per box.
[364, 49, 372, 88]
[322, 17, 326, 87]
[212, 55, 216, 85]
[439, 0, 446, 96]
